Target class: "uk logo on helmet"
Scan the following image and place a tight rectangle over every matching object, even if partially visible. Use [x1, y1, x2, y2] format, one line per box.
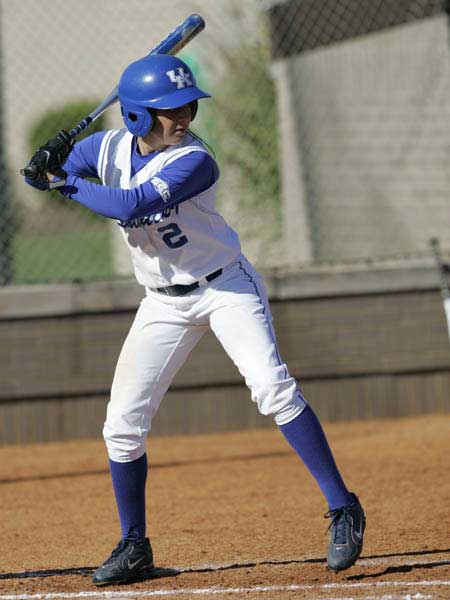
[166, 68, 193, 89]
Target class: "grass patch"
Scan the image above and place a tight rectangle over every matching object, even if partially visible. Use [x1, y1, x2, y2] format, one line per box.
[12, 228, 113, 284]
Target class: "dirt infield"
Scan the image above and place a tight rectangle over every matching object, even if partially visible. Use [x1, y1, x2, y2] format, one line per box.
[0, 413, 449, 599]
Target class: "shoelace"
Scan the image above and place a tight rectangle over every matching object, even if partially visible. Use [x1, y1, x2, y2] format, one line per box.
[103, 539, 129, 565]
[324, 505, 355, 545]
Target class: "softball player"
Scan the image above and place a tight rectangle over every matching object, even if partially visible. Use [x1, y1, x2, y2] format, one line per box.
[25, 54, 365, 586]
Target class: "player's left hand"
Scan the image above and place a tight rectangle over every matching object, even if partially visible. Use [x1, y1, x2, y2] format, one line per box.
[24, 174, 51, 191]
[25, 171, 70, 191]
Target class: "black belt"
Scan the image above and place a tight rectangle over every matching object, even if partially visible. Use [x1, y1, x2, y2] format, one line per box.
[155, 268, 223, 296]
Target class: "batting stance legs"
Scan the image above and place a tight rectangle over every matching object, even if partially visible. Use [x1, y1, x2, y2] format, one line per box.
[104, 258, 305, 462]
[102, 258, 364, 575]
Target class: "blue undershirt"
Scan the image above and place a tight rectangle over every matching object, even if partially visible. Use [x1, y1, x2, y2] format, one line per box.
[58, 131, 219, 222]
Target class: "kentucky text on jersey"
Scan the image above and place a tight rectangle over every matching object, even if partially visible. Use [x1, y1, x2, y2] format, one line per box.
[118, 203, 180, 229]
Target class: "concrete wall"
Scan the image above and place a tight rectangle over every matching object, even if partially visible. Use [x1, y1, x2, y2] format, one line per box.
[1, 265, 450, 444]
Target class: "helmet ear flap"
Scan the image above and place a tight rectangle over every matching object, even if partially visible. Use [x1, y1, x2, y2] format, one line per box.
[189, 100, 198, 121]
[147, 108, 156, 131]
[120, 104, 153, 137]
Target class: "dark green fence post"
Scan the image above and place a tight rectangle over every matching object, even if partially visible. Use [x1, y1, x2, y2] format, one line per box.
[0, 3, 13, 285]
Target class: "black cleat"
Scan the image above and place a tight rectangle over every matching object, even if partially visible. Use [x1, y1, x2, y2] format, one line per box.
[325, 494, 365, 572]
[92, 537, 154, 586]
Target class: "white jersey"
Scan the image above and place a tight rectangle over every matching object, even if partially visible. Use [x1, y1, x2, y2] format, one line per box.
[97, 129, 241, 288]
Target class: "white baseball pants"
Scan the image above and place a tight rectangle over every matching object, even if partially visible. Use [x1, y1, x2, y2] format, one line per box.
[103, 256, 306, 462]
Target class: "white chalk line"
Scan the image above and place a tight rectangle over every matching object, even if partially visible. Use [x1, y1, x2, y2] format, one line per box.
[320, 595, 433, 600]
[313, 596, 433, 600]
[314, 596, 433, 600]
[0, 581, 449, 600]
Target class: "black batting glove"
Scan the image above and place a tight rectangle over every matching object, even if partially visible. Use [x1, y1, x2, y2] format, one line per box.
[21, 129, 74, 184]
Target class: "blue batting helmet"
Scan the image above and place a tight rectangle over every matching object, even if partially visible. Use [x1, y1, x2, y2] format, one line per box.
[118, 54, 211, 137]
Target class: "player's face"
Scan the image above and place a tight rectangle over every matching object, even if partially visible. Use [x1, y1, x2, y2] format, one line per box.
[151, 104, 192, 146]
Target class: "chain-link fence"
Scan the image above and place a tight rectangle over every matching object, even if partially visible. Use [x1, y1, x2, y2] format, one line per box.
[2, 0, 450, 285]
[267, 0, 450, 267]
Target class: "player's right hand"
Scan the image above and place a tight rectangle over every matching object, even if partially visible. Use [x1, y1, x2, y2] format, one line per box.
[21, 129, 74, 184]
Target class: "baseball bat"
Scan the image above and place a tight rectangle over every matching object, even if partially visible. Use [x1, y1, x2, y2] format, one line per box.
[22, 13, 205, 179]
[429, 237, 450, 342]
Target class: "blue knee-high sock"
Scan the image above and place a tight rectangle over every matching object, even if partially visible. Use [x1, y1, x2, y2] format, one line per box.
[279, 405, 353, 510]
[109, 453, 148, 541]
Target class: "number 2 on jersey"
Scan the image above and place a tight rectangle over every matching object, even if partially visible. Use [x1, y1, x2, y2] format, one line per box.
[157, 223, 188, 249]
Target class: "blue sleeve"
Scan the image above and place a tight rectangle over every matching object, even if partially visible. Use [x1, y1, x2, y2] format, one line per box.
[62, 131, 106, 178]
[58, 151, 219, 221]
